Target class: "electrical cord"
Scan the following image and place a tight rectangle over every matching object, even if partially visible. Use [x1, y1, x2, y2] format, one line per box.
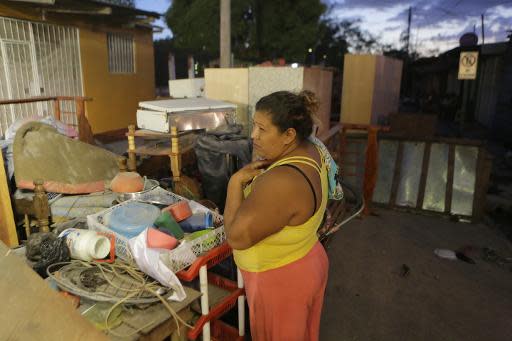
[47, 260, 193, 337]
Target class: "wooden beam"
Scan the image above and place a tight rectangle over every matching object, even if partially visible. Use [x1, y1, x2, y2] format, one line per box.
[44, 7, 112, 15]
[0, 96, 91, 105]
[0, 151, 18, 247]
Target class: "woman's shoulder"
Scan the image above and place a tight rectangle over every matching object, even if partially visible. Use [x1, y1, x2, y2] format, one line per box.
[283, 142, 322, 169]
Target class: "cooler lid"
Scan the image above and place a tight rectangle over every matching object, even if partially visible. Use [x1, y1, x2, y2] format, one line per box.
[139, 97, 236, 113]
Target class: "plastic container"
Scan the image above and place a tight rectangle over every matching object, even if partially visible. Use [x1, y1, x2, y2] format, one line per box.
[154, 211, 185, 239]
[147, 227, 178, 250]
[108, 202, 161, 239]
[179, 212, 213, 233]
[163, 201, 192, 222]
[59, 228, 111, 261]
[87, 187, 226, 270]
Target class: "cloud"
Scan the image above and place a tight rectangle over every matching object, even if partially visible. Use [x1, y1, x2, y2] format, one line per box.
[328, 0, 512, 56]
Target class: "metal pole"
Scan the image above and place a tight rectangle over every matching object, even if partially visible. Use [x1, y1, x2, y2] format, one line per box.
[406, 6, 412, 54]
[237, 268, 245, 337]
[220, 0, 231, 68]
[199, 265, 211, 341]
[481, 14, 485, 45]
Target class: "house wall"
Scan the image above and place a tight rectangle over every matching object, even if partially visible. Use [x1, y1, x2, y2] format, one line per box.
[475, 56, 501, 128]
[79, 27, 155, 133]
[0, 4, 155, 134]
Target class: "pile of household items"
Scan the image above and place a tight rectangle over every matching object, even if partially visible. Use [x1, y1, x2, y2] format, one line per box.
[1, 98, 250, 338]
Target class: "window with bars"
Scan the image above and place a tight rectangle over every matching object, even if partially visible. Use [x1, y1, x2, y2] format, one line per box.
[107, 33, 135, 74]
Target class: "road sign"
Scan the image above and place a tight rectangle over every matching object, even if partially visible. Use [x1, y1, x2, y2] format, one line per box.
[458, 51, 478, 80]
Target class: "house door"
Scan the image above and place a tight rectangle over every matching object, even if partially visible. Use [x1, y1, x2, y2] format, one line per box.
[0, 17, 83, 137]
[1, 40, 42, 118]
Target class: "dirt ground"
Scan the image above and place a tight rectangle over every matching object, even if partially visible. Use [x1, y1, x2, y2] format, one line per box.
[320, 209, 512, 341]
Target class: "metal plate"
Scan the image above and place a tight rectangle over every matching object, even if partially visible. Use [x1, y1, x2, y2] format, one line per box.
[396, 142, 425, 207]
[451, 146, 478, 216]
[423, 143, 449, 212]
[373, 140, 398, 203]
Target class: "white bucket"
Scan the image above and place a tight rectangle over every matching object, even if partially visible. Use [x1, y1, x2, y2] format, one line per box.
[59, 228, 111, 261]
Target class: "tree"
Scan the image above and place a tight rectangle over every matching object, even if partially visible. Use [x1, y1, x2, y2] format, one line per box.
[166, 0, 326, 63]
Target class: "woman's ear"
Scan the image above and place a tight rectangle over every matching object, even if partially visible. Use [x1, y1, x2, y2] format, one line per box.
[284, 128, 297, 145]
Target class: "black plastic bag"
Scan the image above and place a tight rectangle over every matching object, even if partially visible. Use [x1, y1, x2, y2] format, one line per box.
[32, 235, 70, 278]
[194, 124, 251, 211]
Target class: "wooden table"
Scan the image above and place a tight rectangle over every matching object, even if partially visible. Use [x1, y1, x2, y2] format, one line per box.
[126, 126, 199, 183]
[80, 286, 201, 341]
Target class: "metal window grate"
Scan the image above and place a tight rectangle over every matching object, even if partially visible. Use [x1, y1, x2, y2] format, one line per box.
[0, 17, 83, 138]
[107, 33, 135, 74]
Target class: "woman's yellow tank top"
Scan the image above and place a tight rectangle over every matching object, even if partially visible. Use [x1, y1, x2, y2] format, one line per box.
[233, 153, 328, 272]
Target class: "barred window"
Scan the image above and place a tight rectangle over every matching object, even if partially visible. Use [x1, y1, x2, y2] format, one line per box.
[107, 33, 135, 73]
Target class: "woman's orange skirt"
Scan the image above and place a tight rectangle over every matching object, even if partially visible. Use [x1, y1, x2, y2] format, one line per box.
[240, 242, 329, 341]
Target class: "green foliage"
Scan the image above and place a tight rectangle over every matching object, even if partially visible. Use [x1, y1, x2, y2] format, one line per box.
[166, 0, 325, 63]
[166, 0, 221, 58]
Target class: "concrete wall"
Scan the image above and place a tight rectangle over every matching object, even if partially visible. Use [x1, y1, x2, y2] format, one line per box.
[79, 27, 155, 133]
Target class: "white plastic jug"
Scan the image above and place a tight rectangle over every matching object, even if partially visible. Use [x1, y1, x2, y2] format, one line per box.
[59, 228, 111, 261]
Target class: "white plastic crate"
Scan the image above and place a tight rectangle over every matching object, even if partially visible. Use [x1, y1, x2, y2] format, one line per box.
[87, 187, 225, 272]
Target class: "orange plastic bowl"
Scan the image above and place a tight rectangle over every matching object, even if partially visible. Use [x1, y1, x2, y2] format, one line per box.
[163, 201, 192, 222]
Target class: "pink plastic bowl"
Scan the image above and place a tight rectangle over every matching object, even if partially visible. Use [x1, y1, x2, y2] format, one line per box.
[147, 228, 178, 250]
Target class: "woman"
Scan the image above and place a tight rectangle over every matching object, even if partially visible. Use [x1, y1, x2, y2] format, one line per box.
[224, 90, 329, 341]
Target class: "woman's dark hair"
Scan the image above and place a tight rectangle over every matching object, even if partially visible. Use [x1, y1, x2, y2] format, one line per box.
[255, 90, 319, 141]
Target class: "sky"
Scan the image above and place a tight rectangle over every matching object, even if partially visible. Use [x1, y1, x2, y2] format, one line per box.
[136, 0, 512, 56]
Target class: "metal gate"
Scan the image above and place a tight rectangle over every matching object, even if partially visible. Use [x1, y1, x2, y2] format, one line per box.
[0, 17, 83, 137]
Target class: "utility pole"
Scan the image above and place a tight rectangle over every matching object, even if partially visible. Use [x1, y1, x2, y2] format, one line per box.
[220, 0, 231, 68]
[481, 13, 485, 45]
[406, 6, 412, 54]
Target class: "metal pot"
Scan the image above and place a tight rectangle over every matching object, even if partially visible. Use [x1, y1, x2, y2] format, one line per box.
[117, 178, 160, 202]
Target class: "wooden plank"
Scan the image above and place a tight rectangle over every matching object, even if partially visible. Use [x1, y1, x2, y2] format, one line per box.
[340, 55, 376, 125]
[379, 134, 485, 147]
[0, 96, 91, 105]
[0, 150, 18, 247]
[303, 67, 333, 136]
[389, 141, 404, 206]
[127, 130, 197, 139]
[106, 286, 201, 341]
[445, 144, 456, 214]
[139, 309, 194, 341]
[416, 142, 432, 209]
